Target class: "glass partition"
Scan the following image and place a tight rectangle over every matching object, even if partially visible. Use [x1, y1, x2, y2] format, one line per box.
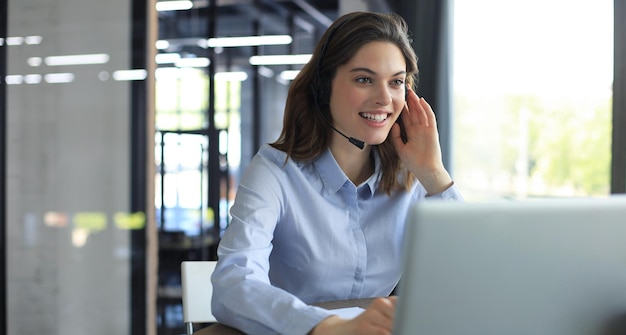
[4, 0, 154, 334]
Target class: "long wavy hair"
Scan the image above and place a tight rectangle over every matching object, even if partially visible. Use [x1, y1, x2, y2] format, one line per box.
[270, 11, 419, 194]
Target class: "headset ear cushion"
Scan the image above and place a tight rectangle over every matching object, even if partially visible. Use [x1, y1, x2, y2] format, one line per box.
[318, 74, 330, 106]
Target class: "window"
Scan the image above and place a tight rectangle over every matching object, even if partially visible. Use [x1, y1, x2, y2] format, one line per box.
[452, 0, 614, 200]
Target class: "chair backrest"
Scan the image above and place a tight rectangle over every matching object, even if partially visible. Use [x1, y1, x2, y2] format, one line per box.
[181, 261, 218, 335]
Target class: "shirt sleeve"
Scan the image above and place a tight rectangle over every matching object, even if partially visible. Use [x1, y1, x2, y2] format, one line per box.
[210, 153, 334, 335]
[425, 182, 464, 201]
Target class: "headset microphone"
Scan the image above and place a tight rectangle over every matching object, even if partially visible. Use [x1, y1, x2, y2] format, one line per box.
[330, 124, 365, 149]
[313, 86, 366, 150]
[313, 97, 365, 149]
[348, 136, 365, 150]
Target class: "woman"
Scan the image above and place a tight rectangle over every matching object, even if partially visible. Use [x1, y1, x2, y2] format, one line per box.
[211, 11, 463, 335]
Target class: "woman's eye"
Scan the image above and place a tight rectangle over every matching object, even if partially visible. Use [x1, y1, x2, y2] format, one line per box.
[356, 77, 372, 84]
[392, 79, 405, 86]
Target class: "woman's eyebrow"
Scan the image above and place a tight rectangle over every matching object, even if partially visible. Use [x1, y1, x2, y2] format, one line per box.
[349, 67, 407, 77]
[349, 67, 376, 75]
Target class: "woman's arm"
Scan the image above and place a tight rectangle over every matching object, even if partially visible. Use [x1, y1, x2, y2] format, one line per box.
[310, 297, 396, 335]
[211, 152, 333, 334]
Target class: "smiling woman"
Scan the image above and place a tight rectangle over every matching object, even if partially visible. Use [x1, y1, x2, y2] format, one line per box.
[209, 11, 463, 335]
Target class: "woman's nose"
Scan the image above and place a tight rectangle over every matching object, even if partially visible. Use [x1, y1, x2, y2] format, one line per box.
[375, 85, 392, 105]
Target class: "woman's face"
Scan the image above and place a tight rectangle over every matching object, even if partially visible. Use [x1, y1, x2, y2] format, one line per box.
[329, 41, 407, 148]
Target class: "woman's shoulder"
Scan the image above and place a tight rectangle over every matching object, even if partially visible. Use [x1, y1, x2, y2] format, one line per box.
[245, 144, 317, 185]
[239, 145, 317, 202]
[256, 143, 288, 163]
[243, 144, 298, 181]
[248, 144, 295, 174]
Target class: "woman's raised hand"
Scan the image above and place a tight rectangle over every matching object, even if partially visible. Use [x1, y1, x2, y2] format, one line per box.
[390, 88, 453, 195]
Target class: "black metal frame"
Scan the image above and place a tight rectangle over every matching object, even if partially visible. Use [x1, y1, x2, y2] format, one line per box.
[391, 0, 453, 168]
[612, 0, 626, 194]
[0, 0, 7, 333]
[130, 0, 148, 333]
[204, 0, 222, 251]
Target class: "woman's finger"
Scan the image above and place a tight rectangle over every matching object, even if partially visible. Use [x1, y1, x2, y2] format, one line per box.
[418, 97, 436, 128]
[406, 88, 429, 127]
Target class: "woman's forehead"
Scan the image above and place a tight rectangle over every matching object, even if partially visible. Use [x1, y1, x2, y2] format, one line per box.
[339, 41, 407, 75]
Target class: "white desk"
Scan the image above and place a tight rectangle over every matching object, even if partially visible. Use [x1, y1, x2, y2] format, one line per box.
[194, 298, 375, 335]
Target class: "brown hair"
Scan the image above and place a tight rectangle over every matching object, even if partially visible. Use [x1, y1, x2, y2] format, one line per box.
[270, 12, 419, 194]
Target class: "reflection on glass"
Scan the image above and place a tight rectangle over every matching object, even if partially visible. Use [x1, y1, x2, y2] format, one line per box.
[45, 72, 75, 83]
[44, 53, 110, 66]
[44, 211, 69, 228]
[114, 212, 146, 230]
[7, 0, 141, 333]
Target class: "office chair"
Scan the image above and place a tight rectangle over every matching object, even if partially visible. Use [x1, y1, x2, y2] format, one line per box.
[181, 261, 218, 335]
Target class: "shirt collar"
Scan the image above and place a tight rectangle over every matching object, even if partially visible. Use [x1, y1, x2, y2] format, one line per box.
[314, 147, 382, 198]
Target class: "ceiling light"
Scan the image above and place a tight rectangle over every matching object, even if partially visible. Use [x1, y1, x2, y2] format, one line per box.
[6, 36, 24, 46]
[156, 0, 193, 11]
[113, 69, 148, 81]
[5, 75, 24, 85]
[249, 54, 311, 66]
[24, 74, 42, 84]
[215, 71, 248, 82]
[156, 40, 170, 50]
[27, 57, 43, 67]
[45, 73, 75, 83]
[175, 57, 210, 68]
[156, 53, 181, 64]
[280, 70, 300, 81]
[25, 35, 43, 45]
[207, 35, 292, 48]
[257, 66, 274, 78]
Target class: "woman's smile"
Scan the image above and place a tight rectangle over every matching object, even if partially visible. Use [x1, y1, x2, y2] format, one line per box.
[359, 112, 391, 123]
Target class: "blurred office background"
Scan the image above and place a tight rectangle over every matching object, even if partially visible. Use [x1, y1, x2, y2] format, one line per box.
[1, 0, 624, 334]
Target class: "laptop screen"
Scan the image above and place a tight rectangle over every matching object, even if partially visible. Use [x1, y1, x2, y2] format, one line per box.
[393, 196, 626, 335]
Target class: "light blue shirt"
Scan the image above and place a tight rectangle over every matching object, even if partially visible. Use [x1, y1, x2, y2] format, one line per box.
[211, 144, 463, 334]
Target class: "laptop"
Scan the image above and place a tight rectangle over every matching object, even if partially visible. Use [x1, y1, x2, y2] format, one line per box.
[393, 196, 626, 335]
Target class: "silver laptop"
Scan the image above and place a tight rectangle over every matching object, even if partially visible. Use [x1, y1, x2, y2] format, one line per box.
[394, 196, 626, 335]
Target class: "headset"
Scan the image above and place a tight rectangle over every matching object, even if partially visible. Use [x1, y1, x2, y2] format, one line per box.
[311, 16, 350, 110]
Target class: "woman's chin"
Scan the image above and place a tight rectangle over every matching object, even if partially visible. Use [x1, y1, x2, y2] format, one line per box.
[367, 136, 390, 146]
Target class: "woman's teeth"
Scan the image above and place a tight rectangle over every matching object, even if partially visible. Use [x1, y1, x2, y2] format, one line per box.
[359, 113, 388, 122]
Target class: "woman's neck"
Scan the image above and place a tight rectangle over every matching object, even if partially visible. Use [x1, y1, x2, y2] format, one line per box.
[330, 142, 374, 186]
